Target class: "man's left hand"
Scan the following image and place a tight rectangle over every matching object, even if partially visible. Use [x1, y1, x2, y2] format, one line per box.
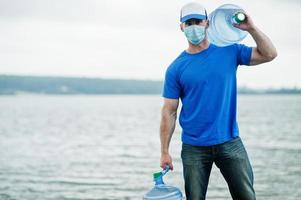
[233, 13, 256, 32]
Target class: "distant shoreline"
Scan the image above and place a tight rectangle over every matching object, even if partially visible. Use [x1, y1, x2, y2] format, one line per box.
[1, 93, 301, 96]
[1, 74, 301, 95]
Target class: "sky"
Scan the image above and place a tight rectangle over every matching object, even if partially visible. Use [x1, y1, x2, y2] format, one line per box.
[0, 0, 300, 88]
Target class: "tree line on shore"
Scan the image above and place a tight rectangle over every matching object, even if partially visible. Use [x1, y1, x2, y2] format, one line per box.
[0, 75, 300, 95]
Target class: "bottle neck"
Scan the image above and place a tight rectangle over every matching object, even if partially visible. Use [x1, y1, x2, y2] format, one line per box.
[233, 12, 246, 24]
[154, 176, 164, 185]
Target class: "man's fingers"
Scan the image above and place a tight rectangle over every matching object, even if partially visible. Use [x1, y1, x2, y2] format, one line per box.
[169, 163, 174, 170]
[160, 154, 173, 170]
[160, 162, 173, 170]
[233, 23, 240, 28]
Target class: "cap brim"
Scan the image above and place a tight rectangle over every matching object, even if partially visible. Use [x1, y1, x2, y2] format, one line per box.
[181, 14, 207, 23]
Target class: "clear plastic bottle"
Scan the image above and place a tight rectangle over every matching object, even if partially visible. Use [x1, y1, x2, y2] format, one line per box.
[143, 166, 182, 200]
[207, 4, 248, 46]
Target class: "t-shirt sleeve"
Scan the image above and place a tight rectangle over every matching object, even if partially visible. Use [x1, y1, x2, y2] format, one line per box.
[236, 44, 253, 66]
[162, 65, 181, 99]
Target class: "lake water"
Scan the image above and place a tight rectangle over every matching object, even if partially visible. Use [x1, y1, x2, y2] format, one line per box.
[0, 95, 300, 200]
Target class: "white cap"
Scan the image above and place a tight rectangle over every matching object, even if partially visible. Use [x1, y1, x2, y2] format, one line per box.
[180, 2, 207, 23]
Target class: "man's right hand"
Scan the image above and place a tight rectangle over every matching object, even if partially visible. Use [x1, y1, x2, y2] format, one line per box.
[160, 153, 174, 170]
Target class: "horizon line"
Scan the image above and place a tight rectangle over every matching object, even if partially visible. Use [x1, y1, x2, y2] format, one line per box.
[0, 73, 300, 90]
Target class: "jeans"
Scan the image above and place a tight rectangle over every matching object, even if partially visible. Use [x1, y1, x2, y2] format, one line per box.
[181, 137, 256, 200]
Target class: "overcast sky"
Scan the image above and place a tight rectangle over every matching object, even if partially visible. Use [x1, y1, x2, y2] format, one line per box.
[0, 0, 300, 88]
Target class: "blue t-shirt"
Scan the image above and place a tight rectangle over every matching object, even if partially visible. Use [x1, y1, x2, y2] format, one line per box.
[163, 43, 252, 146]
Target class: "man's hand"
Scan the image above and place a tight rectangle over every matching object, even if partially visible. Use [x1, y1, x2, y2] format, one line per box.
[234, 13, 277, 65]
[233, 13, 256, 32]
[160, 153, 174, 170]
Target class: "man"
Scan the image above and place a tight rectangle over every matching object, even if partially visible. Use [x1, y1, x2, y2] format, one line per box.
[159, 2, 277, 200]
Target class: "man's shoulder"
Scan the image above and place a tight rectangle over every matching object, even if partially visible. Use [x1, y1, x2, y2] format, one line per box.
[211, 43, 238, 51]
[167, 51, 190, 70]
[209, 43, 244, 57]
[216, 43, 251, 51]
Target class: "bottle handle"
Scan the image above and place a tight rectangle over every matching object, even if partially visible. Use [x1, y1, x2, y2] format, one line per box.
[153, 165, 171, 185]
[161, 165, 170, 176]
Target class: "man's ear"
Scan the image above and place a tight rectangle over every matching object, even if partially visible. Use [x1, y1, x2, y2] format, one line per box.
[180, 23, 184, 32]
[206, 20, 209, 28]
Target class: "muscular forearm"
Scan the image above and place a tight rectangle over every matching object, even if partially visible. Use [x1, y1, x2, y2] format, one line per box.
[160, 109, 177, 155]
[249, 26, 277, 60]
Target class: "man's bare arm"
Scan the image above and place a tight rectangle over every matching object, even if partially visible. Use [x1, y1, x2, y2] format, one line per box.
[234, 13, 277, 65]
[249, 27, 278, 65]
[160, 98, 179, 170]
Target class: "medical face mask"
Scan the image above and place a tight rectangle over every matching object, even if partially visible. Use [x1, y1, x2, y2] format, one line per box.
[183, 25, 206, 45]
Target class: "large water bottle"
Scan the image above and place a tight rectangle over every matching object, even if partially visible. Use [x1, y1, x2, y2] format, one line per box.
[143, 166, 182, 200]
[208, 4, 248, 46]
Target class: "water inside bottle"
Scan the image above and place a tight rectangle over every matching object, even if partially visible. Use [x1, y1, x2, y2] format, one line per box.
[208, 4, 248, 46]
[143, 166, 182, 200]
[143, 185, 182, 200]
